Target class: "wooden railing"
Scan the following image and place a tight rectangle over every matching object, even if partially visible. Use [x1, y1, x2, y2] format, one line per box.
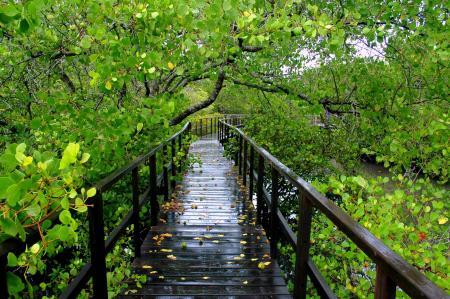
[0, 122, 192, 299]
[218, 119, 447, 299]
[191, 114, 245, 136]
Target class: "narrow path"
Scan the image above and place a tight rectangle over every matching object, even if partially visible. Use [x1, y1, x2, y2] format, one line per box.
[120, 136, 291, 298]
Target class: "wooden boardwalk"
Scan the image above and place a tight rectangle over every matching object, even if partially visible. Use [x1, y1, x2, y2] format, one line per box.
[120, 136, 291, 298]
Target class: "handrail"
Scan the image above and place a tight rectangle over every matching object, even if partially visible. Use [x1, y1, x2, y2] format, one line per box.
[218, 119, 448, 299]
[0, 121, 192, 299]
[191, 114, 244, 137]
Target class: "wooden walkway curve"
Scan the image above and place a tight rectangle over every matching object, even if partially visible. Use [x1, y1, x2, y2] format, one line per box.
[120, 136, 291, 298]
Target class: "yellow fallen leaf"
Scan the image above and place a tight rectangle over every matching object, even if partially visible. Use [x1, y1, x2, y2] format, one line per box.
[168, 62, 175, 70]
[161, 249, 173, 253]
[203, 276, 209, 280]
[126, 289, 137, 294]
[218, 234, 225, 237]
[438, 217, 448, 225]
[158, 275, 165, 279]
[240, 254, 245, 257]
[251, 258, 258, 262]
[243, 280, 248, 285]
[150, 271, 158, 274]
[167, 254, 177, 260]
[240, 241, 247, 245]
[142, 265, 152, 269]
[212, 240, 220, 244]
[181, 277, 186, 281]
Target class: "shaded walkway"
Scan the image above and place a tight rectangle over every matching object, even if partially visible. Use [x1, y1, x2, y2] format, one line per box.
[120, 136, 291, 298]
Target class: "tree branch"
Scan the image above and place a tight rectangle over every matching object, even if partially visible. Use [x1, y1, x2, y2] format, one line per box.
[238, 38, 263, 52]
[170, 70, 225, 126]
[231, 78, 312, 104]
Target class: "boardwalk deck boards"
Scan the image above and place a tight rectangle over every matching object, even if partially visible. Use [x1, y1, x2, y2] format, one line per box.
[120, 136, 291, 298]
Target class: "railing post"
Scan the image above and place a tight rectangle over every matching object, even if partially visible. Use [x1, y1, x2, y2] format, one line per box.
[218, 121, 220, 142]
[162, 145, 169, 202]
[235, 135, 240, 166]
[200, 118, 203, 137]
[149, 154, 158, 226]
[243, 140, 248, 186]
[131, 167, 141, 258]
[375, 265, 396, 299]
[238, 135, 243, 173]
[0, 254, 7, 299]
[294, 192, 313, 299]
[270, 166, 279, 258]
[256, 154, 264, 224]
[171, 138, 176, 189]
[88, 192, 108, 298]
[178, 134, 182, 172]
[248, 147, 254, 203]
[210, 118, 213, 136]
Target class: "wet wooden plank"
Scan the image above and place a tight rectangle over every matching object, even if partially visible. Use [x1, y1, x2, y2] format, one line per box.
[121, 137, 291, 298]
[121, 285, 291, 296]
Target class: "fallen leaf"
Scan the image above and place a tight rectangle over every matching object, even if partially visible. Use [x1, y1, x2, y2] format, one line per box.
[181, 242, 187, 250]
[142, 265, 152, 269]
[167, 254, 177, 260]
[258, 261, 272, 270]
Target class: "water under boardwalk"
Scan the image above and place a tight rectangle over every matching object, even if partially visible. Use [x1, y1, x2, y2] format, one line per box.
[120, 136, 291, 298]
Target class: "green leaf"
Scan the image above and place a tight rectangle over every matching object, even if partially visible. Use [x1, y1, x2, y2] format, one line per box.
[26, 203, 41, 217]
[223, 0, 232, 11]
[0, 217, 18, 237]
[1, 6, 20, 17]
[0, 152, 18, 172]
[59, 143, 80, 169]
[354, 176, 368, 189]
[30, 243, 40, 254]
[136, 123, 144, 132]
[60, 197, 70, 210]
[86, 187, 96, 198]
[59, 210, 72, 225]
[80, 36, 92, 49]
[19, 19, 29, 33]
[7, 272, 25, 295]
[0, 177, 14, 198]
[6, 184, 21, 206]
[75, 197, 87, 212]
[80, 153, 90, 164]
[7, 252, 17, 267]
[16, 143, 26, 154]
